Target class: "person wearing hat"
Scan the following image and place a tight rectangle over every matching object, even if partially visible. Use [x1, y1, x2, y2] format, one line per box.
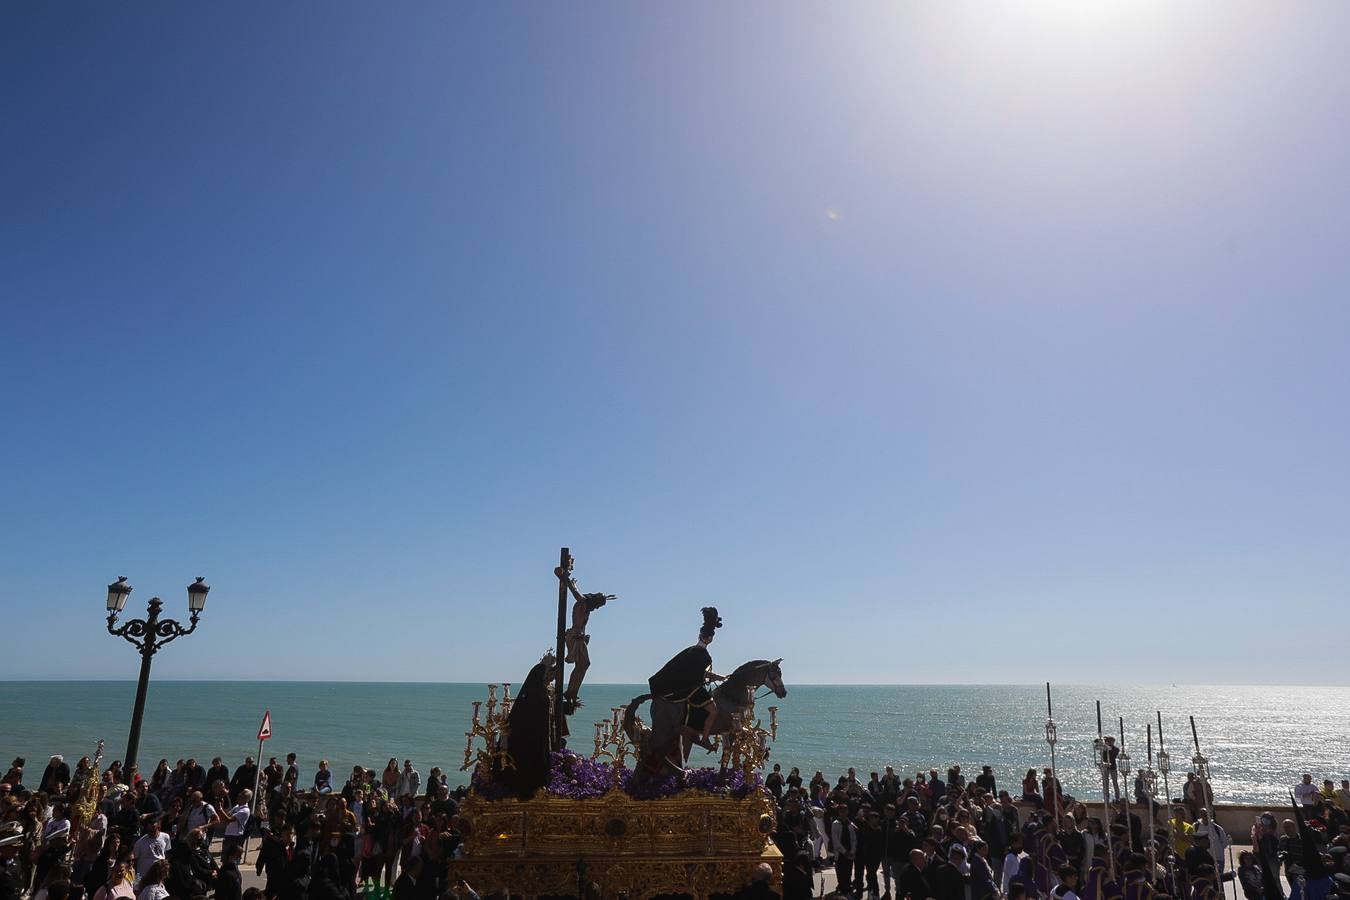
[647, 606, 726, 754]
[1191, 863, 1221, 900]
[34, 803, 74, 888]
[1, 822, 26, 900]
[1184, 830, 1213, 883]
[1115, 801, 1144, 854]
[1121, 853, 1159, 900]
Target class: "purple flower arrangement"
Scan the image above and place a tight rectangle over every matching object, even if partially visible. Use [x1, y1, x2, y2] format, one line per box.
[469, 768, 507, 801]
[545, 751, 617, 800]
[469, 752, 764, 802]
[533, 751, 763, 802]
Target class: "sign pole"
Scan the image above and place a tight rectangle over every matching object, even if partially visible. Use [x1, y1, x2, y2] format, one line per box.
[245, 709, 272, 859]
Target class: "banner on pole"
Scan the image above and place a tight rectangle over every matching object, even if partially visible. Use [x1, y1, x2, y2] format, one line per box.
[257, 710, 273, 742]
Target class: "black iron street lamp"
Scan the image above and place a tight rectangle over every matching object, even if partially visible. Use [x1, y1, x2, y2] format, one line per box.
[106, 576, 211, 774]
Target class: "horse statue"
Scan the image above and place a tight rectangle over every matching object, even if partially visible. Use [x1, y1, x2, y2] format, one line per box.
[626, 658, 786, 780]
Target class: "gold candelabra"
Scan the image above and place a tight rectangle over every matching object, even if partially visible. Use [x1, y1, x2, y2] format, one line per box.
[592, 706, 636, 783]
[461, 682, 516, 776]
[718, 699, 779, 776]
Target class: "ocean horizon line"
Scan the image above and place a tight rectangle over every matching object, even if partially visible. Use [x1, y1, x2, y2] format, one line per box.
[4, 678, 1349, 688]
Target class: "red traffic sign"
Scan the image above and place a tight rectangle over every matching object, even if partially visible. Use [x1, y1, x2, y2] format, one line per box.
[257, 709, 273, 742]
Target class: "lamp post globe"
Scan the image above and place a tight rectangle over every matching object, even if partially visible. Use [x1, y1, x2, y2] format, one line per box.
[188, 577, 210, 615]
[107, 577, 132, 615]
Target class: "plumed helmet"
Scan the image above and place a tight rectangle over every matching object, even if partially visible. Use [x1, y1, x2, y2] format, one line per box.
[699, 607, 723, 641]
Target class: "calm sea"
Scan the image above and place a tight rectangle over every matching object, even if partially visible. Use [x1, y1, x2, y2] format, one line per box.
[1, 682, 1339, 805]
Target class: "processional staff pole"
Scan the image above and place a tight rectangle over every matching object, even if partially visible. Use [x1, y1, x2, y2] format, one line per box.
[1045, 683, 1060, 830]
[1119, 717, 1133, 852]
[1157, 712, 1180, 896]
[553, 547, 571, 752]
[1190, 716, 1225, 897]
[1144, 723, 1158, 887]
[1094, 700, 1116, 881]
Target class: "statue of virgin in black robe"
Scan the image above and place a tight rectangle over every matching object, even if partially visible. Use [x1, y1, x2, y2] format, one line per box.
[495, 653, 556, 800]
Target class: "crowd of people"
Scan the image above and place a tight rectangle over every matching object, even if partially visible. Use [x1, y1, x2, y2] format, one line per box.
[7, 750, 1350, 900]
[761, 762, 1350, 900]
[0, 753, 480, 900]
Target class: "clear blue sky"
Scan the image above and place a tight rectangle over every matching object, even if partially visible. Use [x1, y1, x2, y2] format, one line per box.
[3, 2, 1347, 685]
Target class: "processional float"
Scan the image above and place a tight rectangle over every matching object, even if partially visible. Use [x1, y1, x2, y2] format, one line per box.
[447, 548, 788, 900]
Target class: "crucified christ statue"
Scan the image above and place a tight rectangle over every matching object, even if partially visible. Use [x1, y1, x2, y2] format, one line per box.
[556, 566, 615, 714]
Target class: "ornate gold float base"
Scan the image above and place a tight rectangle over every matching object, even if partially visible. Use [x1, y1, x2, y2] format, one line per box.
[446, 846, 782, 900]
[451, 786, 780, 897]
